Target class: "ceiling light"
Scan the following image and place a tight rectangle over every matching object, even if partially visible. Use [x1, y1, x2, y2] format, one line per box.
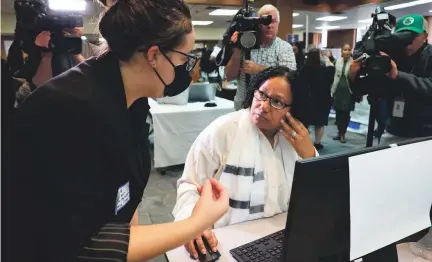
[316, 16, 347, 22]
[316, 26, 341, 30]
[293, 24, 303, 28]
[358, 18, 373, 23]
[209, 9, 239, 16]
[430, 10, 432, 12]
[49, 0, 86, 11]
[192, 21, 213, 26]
[385, 0, 432, 10]
[293, 13, 299, 17]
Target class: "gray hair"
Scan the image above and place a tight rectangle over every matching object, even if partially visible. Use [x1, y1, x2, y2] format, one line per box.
[258, 4, 280, 23]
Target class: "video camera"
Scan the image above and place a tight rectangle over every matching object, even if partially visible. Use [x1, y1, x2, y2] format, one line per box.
[14, 0, 83, 54]
[353, 7, 418, 147]
[354, 7, 416, 76]
[222, 0, 272, 50]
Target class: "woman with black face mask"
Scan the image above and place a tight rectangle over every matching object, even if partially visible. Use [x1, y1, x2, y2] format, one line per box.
[10, 1, 229, 262]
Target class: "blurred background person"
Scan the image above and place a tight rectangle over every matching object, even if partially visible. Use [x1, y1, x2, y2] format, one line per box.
[298, 48, 335, 150]
[325, 50, 336, 65]
[331, 43, 355, 144]
[292, 41, 305, 71]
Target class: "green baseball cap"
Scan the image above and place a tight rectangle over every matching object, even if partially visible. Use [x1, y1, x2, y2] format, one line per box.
[395, 14, 429, 34]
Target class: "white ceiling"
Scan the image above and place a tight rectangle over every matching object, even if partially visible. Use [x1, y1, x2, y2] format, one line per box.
[292, 0, 432, 32]
[2, 0, 432, 32]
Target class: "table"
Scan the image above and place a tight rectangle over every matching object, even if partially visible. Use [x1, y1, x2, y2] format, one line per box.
[166, 213, 429, 262]
[149, 97, 234, 168]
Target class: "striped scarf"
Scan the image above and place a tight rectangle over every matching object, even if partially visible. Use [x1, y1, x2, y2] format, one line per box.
[214, 109, 295, 228]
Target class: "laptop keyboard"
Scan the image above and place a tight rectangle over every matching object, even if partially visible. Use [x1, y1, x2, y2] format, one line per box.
[230, 229, 285, 262]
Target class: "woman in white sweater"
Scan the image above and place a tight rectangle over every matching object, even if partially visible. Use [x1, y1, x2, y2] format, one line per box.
[173, 66, 318, 259]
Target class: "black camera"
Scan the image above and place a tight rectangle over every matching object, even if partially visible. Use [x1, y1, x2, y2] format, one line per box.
[14, 0, 84, 54]
[222, 0, 272, 50]
[354, 7, 416, 76]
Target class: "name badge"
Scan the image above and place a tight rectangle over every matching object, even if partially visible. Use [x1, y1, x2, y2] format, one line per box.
[392, 98, 405, 118]
[115, 182, 130, 215]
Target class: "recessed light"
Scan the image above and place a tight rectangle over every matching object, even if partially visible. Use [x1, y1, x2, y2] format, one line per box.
[316, 16, 347, 22]
[430, 9, 432, 12]
[293, 24, 303, 28]
[293, 13, 299, 17]
[316, 26, 341, 30]
[385, 0, 432, 10]
[358, 18, 373, 23]
[192, 21, 214, 26]
[49, 0, 86, 11]
[209, 9, 239, 16]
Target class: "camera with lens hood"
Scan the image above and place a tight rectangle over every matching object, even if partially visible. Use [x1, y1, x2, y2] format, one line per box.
[354, 7, 417, 76]
[14, 0, 84, 54]
[221, 0, 272, 50]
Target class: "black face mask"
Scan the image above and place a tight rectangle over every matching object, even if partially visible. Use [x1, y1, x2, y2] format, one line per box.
[153, 52, 193, 97]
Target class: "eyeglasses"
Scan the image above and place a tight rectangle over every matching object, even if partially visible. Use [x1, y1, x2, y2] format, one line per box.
[254, 89, 291, 110]
[171, 49, 198, 72]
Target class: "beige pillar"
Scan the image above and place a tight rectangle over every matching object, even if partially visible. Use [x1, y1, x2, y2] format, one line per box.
[268, 0, 294, 40]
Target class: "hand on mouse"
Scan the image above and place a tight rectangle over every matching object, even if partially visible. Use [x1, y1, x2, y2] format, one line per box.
[191, 179, 228, 234]
[184, 229, 219, 259]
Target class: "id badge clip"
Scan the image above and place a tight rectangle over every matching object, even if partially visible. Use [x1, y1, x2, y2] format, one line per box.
[392, 98, 405, 118]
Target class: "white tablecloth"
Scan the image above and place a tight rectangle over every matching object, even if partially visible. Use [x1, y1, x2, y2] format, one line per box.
[166, 213, 428, 262]
[149, 97, 234, 168]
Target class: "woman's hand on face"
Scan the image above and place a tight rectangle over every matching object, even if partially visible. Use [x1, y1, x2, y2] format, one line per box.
[184, 229, 219, 259]
[191, 179, 229, 230]
[280, 112, 315, 159]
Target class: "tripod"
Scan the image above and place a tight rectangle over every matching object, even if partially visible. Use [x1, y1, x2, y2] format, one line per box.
[243, 49, 252, 91]
[366, 95, 379, 147]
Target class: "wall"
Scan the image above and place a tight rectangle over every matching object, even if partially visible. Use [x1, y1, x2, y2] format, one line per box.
[327, 29, 356, 49]
[1, 12, 228, 41]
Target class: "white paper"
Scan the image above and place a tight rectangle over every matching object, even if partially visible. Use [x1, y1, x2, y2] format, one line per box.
[349, 140, 432, 260]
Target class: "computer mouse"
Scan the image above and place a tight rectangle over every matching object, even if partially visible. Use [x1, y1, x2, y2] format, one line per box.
[190, 237, 221, 262]
[204, 102, 217, 107]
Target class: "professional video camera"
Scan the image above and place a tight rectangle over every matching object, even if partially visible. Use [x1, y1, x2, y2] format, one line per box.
[14, 0, 84, 54]
[216, 0, 272, 66]
[353, 7, 418, 147]
[354, 7, 416, 76]
[224, 0, 272, 50]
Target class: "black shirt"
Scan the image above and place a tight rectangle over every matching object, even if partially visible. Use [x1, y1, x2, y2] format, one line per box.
[11, 52, 151, 262]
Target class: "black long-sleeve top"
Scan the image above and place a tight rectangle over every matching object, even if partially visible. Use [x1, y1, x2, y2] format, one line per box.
[11, 52, 151, 262]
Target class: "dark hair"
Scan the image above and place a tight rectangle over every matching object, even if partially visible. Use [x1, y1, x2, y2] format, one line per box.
[292, 41, 304, 54]
[98, 0, 192, 61]
[342, 43, 352, 50]
[304, 48, 321, 68]
[242, 66, 307, 122]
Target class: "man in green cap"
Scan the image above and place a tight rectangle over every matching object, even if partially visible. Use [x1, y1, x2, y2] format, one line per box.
[350, 14, 432, 138]
[351, 13, 432, 260]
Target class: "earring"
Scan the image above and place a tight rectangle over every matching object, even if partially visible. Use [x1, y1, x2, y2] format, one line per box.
[150, 60, 156, 68]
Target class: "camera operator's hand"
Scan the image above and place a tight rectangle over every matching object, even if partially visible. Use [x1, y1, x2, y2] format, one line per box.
[63, 27, 84, 38]
[380, 52, 399, 80]
[34, 31, 51, 48]
[244, 60, 266, 74]
[231, 31, 239, 45]
[349, 57, 363, 81]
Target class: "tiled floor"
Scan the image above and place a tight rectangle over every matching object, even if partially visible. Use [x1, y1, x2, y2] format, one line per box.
[141, 122, 369, 262]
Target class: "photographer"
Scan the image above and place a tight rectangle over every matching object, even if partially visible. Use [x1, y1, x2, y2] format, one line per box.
[350, 14, 432, 140]
[12, 1, 104, 107]
[225, 4, 297, 110]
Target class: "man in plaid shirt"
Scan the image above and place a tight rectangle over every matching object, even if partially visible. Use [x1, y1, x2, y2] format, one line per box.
[225, 4, 297, 110]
